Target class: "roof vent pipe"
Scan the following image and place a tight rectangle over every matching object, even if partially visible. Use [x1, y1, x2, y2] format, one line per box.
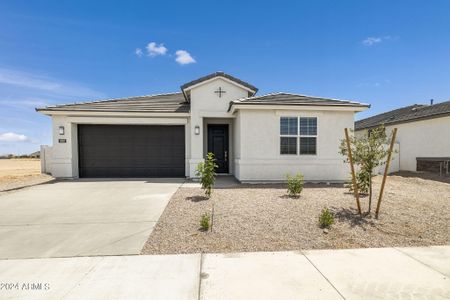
[430, 99, 434, 105]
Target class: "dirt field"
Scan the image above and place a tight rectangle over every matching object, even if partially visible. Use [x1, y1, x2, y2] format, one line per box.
[0, 159, 53, 192]
[142, 172, 450, 254]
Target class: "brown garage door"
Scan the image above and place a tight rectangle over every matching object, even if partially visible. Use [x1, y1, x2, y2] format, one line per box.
[78, 125, 185, 178]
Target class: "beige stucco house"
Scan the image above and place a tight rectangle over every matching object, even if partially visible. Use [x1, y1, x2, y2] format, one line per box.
[37, 72, 369, 182]
[355, 100, 450, 174]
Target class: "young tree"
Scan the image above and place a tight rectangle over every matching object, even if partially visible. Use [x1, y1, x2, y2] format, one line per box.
[196, 152, 218, 198]
[339, 126, 393, 213]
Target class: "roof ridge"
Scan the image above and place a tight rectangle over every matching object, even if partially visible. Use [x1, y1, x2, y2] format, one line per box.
[281, 92, 366, 105]
[355, 100, 450, 130]
[414, 99, 450, 110]
[235, 91, 368, 106]
[180, 71, 258, 93]
[40, 92, 183, 109]
[355, 104, 424, 124]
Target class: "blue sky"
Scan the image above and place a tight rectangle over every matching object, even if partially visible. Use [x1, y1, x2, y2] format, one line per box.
[1, 0, 450, 155]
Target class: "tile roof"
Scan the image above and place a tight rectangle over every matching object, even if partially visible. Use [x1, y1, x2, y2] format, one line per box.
[36, 92, 190, 113]
[229, 92, 369, 110]
[180, 71, 258, 92]
[355, 100, 450, 130]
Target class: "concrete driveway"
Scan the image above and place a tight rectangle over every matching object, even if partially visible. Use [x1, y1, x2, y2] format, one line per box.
[0, 179, 183, 259]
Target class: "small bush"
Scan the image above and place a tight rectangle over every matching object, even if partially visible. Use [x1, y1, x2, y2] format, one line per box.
[196, 152, 218, 198]
[286, 173, 304, 197]
[319, 208, 335, 228]
[345, 170, 370, 195]
[200, 213, 210, 231]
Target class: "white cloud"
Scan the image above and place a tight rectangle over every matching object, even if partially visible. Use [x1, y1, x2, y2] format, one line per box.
[362, 37, 382, 46]
[146, 42, 168, 56]
[0, 97, 50, 108]
[0, 69, 61, 91]
[0, 132, 28, 142]
[362, 36, 394, 46]
[357, 82, 381, 87]
[175, 50, 196, 65]
[135, 48, 143, 57]
[0, 68, 104, 99]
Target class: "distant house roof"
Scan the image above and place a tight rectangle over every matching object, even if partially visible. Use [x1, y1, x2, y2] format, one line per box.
[229, 92, 369, 111]
[355, 100, 450, 130]
[36, 92, 190, 113]
[180, 71, 258, 93]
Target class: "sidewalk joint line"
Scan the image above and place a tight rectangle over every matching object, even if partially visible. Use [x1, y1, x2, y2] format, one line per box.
[394, 247, 450, 279]
[61, 256, 104, 298]
[197, 252, 204, 300]
[300, 250, 346, 300]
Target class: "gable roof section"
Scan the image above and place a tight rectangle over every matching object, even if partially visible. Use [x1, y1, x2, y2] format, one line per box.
[180, 71, 258, 93]
[355, 100, 450, 130]
[36, 92, 190, 114]
[229, 92, 369, 111]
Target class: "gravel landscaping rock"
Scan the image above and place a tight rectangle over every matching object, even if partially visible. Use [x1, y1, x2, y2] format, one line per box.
[141, 173, 450, 255]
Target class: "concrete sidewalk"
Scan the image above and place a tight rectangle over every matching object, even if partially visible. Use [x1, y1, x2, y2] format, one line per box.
[0, 246, 449, 299]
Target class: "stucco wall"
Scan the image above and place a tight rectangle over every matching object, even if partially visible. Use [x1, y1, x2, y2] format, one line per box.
[385, 116, 450, 171]
[235, 109, 355, 182]
[50, 116, 77, 178]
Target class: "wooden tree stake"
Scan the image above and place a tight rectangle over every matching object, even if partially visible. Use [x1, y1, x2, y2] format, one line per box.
[375, 128, 398, 219]
[345, 128, 362, 215]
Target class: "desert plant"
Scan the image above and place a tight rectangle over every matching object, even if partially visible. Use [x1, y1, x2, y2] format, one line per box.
[286, 173, 304, 197]
[345, 169, 370, 195]
[200, 213, 210, 231]
[339, 125, 394, 213]
[196, 152, 218, 198]
[319, 208, 335, 228]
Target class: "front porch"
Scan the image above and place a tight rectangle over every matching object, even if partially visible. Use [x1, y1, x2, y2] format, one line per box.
[188, 117, 236, 178]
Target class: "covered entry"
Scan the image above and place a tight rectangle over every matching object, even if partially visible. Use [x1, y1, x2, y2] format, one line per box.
[78, 124, 185, 178]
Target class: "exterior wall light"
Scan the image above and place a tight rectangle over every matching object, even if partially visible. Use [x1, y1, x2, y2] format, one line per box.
[194, 125, 200, 135]
[59, 126, 65, 135]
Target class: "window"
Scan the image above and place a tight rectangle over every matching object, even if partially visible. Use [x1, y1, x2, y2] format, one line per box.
[280, 117, 297, 154]
[299, 117, 317, 155]
[280, 117, 317, 155]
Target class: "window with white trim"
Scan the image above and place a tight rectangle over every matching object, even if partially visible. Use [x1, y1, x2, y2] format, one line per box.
[280, 117, 317, 155]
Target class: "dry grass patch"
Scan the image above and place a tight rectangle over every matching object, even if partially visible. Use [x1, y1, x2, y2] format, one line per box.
[0, 159, 53, 192]
[142, 173, 450, 254]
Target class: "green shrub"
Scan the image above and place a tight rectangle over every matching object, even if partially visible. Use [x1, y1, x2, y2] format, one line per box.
[200, 213, 210, 231]
[196, 152, 218, 198]
[319, 208, 335, 228]
[345, 169, 370, 195]
[286, 173, 304, 197]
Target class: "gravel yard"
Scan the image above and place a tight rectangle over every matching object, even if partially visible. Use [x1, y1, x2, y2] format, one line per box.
[0, 159, 53, 192]
[142, 172, 450, 254]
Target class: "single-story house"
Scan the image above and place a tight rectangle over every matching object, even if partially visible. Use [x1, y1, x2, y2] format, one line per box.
[29, 151, 40, 158]
[37, 72, 369, 182]
[355, 100, 450, 174]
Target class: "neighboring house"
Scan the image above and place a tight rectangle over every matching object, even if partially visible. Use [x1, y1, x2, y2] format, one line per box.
[37, 72, 368, 182]
[355, 100, 450, 173]
[29, 151, 40, 158]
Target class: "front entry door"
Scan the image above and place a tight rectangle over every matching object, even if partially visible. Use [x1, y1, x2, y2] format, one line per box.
[207, 125, 229, 173]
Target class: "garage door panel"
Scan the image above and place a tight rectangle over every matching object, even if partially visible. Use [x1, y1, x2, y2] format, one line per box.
[78, 125, 185, 178]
